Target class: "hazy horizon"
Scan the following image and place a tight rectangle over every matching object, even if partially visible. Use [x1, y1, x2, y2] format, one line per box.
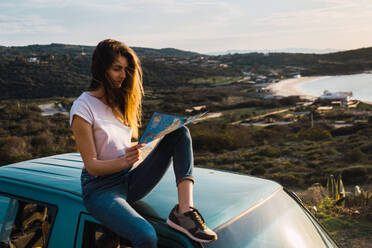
[1, 0, 372, 53]
[0, 42, 343, 55]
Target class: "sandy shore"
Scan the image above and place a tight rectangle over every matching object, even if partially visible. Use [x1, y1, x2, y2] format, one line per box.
[267, 76, 328, 100]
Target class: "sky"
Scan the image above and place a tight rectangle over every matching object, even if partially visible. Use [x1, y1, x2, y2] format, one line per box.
[1, 0, 372, 53]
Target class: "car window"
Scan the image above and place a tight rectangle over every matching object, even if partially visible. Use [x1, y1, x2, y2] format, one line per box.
[0, 194, 56, 248]
[204, 189, 337, 248]
[81, 220, 185, 248]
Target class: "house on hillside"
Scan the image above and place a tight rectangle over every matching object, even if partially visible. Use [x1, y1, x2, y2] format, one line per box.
[27, 57, 39, 63]
[318, 90, 352, 101]
[317, 90, 354, 106]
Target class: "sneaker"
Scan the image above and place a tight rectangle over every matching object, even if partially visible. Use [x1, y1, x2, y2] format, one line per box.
[166, 205, 218, 243]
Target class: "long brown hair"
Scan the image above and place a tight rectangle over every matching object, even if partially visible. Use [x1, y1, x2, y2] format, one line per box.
[89, 39, 144, 138]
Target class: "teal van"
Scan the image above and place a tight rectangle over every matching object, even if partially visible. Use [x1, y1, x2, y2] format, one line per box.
[0, 153, 338, 248]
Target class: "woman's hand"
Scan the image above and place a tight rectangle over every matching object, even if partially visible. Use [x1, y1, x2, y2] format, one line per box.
[124, 143, 146, 166]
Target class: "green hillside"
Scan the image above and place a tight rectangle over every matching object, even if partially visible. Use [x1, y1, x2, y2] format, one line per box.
[2, 44, 372, 99]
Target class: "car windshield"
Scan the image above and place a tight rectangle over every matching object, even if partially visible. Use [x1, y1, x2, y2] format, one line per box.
[204, 189, 338, 248]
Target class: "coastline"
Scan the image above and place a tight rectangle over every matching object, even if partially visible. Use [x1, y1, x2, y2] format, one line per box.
[267, 76, 329, 100]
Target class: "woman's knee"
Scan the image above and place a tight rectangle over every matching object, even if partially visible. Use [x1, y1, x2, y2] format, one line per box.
[133, 224, 158, 247]
[163, 126, 191, 144]
[175, 126, 191, 140]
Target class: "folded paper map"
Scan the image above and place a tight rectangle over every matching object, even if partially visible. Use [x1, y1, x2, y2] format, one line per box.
[132, 112, 207, 168]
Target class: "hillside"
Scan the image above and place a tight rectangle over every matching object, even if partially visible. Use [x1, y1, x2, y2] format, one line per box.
[218, 47, 372, 75]
[0, 43, 199, 58]
[2, 44, 372, 99]
[0, 44, 237, 99]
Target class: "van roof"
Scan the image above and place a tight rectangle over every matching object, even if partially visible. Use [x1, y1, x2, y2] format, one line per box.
[0, 153, 281, 229]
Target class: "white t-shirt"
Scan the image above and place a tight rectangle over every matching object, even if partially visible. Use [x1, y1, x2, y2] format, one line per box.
[69, 92, 132, 160]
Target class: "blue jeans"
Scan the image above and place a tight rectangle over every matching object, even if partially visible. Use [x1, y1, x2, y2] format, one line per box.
[81, 127, 194, 248]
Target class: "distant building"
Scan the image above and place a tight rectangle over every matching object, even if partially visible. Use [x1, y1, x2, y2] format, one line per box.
[318, 90, 352, 102]
[27, 57, 39, 63]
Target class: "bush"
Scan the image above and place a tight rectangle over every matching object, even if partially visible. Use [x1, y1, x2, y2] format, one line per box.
[252, 128, 283, 144]
[331, 124, 366, 137]
[341, 166, 370, 185]
[256, 146, 281, 157]
[26, 120, 45, 135]
[192, 133, 236, 152]
[0, 136, 31, 165]
[343, 148, 367, 163]
[251, 166, 266, 175]
[297, 127, 332, 141]
[360, 142, 372, 153]
[31, 132, 54, 148]
[262, 161, 275, 168]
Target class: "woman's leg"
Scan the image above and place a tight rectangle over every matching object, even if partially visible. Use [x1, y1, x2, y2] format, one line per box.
[126, 126, 194, 203]
[177, 179, 194, 213]
[126, 126, 217, 243]
[83, 183, 157, 248]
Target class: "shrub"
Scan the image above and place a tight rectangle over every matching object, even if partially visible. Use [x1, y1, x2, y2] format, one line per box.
[251, 166, 266, 175]
[298, 184, 327, 206]
[297, 127, 332, 141]
[252, 128, 283, 144]
[341, 166, 370, 185]
[360, 143, 372, 153]
[192, 133, 236, 152]
[307, 160, 321, 168]
[27, 120, 45, 135]
[343, 148, 367, 163]
[0, 136, 31, 165]
[331, 124, 365, 137]
[262, 161, 275, 168]
[256, 147, 281, 157]
[31, 132, 54, 148]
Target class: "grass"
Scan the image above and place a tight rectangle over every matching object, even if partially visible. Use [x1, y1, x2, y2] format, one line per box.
[220, 106, 290, 122]
[2, 91, 372, 247]
[314, 204, 372, 247]
[188, 76, 243, 85]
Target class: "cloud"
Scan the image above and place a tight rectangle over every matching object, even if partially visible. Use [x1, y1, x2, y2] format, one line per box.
[124, 0, 244, 38]
[251, 0, 372, 32]
[0, 14, 67, 35]
[1, 0, 133, 13]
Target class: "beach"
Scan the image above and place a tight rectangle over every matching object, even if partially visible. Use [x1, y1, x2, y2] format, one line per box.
[267, 76, 328, 100]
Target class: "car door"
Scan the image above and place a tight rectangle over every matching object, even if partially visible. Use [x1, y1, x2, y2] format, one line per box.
[0, 193, 57, 248]
[74, 213, 198, 248]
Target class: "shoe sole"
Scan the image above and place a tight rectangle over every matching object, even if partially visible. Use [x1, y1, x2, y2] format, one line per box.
[166, 218, 217, 243]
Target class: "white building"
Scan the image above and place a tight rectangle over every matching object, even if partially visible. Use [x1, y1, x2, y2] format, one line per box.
[318, 90, 352, 102]
[27, 57, 39, 63]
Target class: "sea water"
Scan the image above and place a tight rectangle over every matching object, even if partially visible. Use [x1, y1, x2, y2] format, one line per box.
[296, 73, 372, 102]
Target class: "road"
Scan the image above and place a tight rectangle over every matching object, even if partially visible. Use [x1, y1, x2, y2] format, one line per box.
[231, 108, 290, 125]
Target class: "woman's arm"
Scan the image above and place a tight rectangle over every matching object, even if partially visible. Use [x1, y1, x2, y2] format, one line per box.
[71, 115, 143, 176]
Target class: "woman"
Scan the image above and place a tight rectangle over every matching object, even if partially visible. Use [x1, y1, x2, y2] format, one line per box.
[70, 39, 217, 248]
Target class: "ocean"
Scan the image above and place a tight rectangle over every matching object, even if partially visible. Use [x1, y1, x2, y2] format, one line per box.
[296, 73, 372, 102]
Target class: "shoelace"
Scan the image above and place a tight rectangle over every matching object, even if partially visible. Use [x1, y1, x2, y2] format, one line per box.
[190, 208, 207, 229]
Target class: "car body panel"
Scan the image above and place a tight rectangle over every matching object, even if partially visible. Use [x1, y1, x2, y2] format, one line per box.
[0, 153, 281, 231]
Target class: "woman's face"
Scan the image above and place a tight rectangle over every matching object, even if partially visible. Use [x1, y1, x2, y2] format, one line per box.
[105, 55, 128, 88]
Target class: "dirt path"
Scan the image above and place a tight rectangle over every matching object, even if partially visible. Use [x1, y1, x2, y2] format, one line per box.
[231, 108, 290, 125]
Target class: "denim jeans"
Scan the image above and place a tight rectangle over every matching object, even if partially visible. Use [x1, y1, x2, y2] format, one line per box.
[81, 127, 194, 248]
